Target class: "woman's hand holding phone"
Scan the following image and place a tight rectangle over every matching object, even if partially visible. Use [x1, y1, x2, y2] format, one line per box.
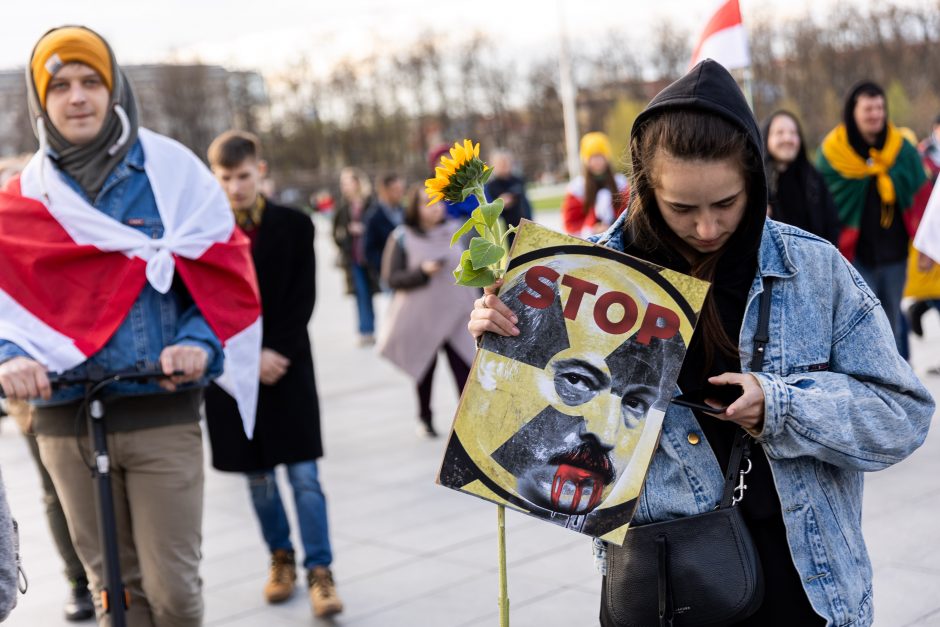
[706, 373, 765, 434]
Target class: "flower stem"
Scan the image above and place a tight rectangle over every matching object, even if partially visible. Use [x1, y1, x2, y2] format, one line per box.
[497, 505, 509, 626]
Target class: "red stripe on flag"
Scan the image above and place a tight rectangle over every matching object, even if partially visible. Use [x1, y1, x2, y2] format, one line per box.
[174, 228, 260, 343]
[0, 179, 147, 356]
[691, 0, 744, 65]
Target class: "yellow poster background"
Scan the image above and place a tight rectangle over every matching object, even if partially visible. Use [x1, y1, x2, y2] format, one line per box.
[437, 222, 709, 545]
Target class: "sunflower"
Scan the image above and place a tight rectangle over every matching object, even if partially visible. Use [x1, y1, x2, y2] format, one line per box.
[425, 139, 490, 205]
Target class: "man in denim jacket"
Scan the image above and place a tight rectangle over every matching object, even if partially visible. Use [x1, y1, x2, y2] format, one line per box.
[0, 27, 229, 627]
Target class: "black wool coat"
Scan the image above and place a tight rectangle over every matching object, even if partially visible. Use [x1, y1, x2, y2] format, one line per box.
[205, 200, 323, 472]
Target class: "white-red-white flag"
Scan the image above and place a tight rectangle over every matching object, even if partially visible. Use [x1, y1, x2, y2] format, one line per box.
[914, 184, 940, 264]
[0, 129, 262, 436]
[689, 0, 750, 71]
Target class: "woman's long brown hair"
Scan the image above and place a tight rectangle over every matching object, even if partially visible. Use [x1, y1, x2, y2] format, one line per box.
[626, 109, 762, 369]
[583, 166, 619, 216]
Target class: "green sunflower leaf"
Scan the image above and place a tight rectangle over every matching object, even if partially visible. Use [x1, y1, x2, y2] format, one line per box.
[450, 217, 477, 247]
[453, 249, 488, 284]
[480, 198, 504, 229]
[456, 267, 496, 288]
[469, 237, 505, 270]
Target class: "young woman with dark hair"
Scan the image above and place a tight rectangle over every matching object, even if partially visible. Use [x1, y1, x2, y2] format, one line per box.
[561, 132, 629, 237]
[469, 61, 933, 626]
[762, 111, 841, 246]
[378, 185, 477, 437]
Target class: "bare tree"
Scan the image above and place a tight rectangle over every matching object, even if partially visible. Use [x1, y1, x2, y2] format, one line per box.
[650, 19, 690, 82]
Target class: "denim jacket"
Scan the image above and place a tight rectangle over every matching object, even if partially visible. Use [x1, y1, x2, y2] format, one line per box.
[595, 219, 934, 627]
[0, 141, 224, 402]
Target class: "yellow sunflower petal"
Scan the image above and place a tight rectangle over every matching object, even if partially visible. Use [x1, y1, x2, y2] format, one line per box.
[473, 142, 480, 158]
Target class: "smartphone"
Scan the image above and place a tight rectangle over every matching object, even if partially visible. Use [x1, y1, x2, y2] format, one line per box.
[671, 383, 743, 414]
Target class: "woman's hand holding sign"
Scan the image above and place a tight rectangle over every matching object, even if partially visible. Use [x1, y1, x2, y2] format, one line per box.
[469, 279, 519, 339]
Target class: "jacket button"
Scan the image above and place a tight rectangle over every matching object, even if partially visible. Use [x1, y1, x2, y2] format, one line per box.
[687, 433, 701, 445]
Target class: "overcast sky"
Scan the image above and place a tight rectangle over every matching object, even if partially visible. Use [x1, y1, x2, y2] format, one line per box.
[1, 0, 929, 76]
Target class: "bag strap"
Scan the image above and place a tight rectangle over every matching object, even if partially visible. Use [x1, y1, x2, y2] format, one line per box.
[719, 278, 774, 509]
[749, 278, 773, 372]
[656, 534, 674, 627]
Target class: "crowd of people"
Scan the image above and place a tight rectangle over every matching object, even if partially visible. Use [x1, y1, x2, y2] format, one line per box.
[0, 22, 937, 627]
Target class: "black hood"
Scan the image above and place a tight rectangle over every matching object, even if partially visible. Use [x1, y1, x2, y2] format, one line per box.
[629, 59, 767, 263]
[842, 80, 887, 155]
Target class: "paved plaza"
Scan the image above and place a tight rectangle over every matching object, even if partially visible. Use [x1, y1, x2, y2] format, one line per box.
[2, 213, 940, 626]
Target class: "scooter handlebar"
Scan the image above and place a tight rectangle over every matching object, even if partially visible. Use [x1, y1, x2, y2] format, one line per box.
[0, 369, 185, 399]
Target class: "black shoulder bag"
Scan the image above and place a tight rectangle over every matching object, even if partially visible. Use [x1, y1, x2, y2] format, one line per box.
[600, 279, 774, 627]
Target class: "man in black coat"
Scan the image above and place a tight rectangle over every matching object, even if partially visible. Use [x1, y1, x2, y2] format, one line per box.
[203, 131, 343, 618]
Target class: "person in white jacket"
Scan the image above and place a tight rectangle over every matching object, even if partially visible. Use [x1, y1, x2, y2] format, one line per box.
[0, 466, 21, 622]
[914, 181, 940, 269]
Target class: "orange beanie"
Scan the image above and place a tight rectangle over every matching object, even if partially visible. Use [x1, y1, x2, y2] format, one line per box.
[30, 26, 112, 108]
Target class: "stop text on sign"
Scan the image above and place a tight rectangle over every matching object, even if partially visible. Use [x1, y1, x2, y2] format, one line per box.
[517, 265, 679, 344]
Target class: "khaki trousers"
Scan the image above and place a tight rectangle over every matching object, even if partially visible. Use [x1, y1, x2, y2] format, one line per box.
[37, 422, 205, 627]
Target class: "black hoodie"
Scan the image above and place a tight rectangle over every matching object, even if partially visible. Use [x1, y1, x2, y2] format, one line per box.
[624, 60, 766, 398]
[617, 61, 825, 625]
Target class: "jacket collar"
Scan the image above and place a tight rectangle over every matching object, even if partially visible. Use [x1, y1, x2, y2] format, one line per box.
[757, 220, 798, 279]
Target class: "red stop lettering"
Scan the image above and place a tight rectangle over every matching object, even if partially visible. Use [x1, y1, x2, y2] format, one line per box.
[635, 303, 680, 344]
[561, 275, 598, 320]
[593, 291, 639, 334]
[518, 265, 559, 309]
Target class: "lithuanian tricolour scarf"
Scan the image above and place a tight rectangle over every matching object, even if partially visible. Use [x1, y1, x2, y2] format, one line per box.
[816, 122, 926, 260]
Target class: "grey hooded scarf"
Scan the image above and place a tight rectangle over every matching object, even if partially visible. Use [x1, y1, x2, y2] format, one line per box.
[26, 25, 139, 200]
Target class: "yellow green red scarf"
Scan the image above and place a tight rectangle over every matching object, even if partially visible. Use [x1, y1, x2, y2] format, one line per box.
[816, 123, 925, 258]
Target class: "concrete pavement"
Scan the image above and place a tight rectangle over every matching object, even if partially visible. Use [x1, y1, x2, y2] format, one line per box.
[2, 212, 939, 626]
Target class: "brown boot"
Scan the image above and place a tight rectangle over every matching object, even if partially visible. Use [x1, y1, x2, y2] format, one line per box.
[263, 549, 297, 604]
[308, 566, 343, 617]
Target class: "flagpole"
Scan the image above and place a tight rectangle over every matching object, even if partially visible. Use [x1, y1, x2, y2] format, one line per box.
[557, 0, 580, 182]
[743, 66, 754, 112]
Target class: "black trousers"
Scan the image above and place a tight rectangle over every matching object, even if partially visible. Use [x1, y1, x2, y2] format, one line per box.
[416, 342, 470, 425]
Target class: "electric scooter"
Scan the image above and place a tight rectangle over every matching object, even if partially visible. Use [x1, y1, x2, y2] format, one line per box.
[3, 367, 181, 627]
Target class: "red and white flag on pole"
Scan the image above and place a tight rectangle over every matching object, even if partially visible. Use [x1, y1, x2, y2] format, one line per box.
[0, 129, 262, 436]
[689, 0, 750, 70]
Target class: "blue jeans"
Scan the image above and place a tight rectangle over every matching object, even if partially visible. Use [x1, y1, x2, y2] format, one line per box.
[350, 263, 375, 334]
[247, 461, 333, 570]
[853, 260, 908, 359]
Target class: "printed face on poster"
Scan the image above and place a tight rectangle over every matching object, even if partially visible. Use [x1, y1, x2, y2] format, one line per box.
[437, 221, 709, 544]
